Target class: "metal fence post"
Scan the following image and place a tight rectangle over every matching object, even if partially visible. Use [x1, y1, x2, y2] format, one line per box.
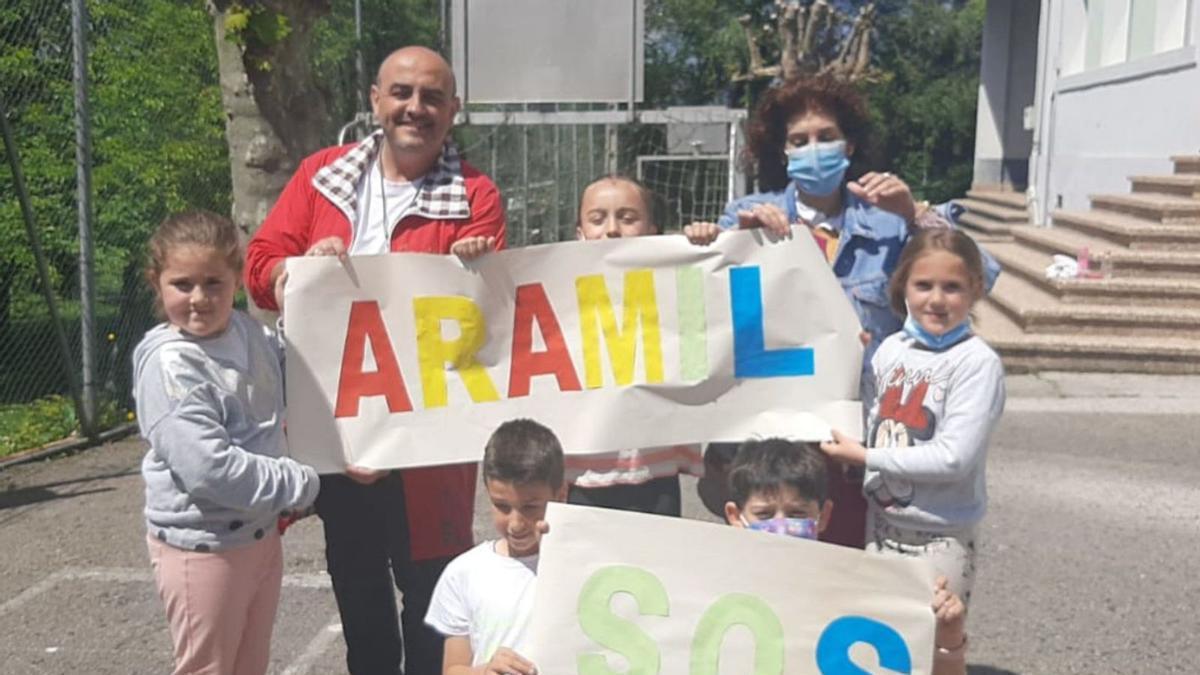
[71, 0, 98, 439]
[0, 99, 90, 438]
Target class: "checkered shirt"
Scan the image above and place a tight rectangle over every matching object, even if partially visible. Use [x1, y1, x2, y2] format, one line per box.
[311, 130, 471, 225]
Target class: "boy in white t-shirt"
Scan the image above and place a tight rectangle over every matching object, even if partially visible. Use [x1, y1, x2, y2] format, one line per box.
[425, 419, 565, 675]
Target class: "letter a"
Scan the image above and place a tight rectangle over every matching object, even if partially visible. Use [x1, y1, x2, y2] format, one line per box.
[334, 301, 413, 418]
[509, 283, 582, 397]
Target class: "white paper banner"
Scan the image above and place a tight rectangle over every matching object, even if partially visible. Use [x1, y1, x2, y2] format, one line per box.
[285, 228, 863, 472]
[528, 503, 936, 674]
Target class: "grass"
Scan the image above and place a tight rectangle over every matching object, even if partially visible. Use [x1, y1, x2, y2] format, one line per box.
[0, 395, 131, 458]
[0, 395, 78, 458]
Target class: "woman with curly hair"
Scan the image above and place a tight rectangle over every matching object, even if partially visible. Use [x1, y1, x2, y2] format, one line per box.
[689, 76, 998, 549]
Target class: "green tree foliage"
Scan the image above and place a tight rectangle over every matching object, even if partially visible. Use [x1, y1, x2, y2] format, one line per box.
[1, 0, 227, 403]
[313, 0, 441, 127]
[644, 0, 748, 107]
[641, 0, 983, 202]
[865, 0, 984, 202]
[1, 0, 228, 315]
[0, 0, 75, 328]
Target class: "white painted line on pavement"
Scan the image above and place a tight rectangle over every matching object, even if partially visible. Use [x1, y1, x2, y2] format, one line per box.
[281, 572, 334, 589]
[60, 566, 151, 583]
[281, 613, 343, 675]
[53, 566, 331, 588]
[0, 569, 70, 616]
[0, 566, 332, 617]
[1006, 397, 1198, 415]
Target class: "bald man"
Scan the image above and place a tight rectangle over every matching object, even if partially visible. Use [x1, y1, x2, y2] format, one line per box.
[246, 46, 506, 675]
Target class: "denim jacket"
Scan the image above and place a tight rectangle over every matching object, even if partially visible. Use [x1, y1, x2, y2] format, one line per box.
[718, 183, 1001, 372]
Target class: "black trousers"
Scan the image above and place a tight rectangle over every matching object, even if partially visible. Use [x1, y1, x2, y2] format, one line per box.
[567, 474, 683, 516]
[316, 473, 450, 675]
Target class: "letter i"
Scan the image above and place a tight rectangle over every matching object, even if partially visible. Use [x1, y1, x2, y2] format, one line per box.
[675, 266, 708, 381]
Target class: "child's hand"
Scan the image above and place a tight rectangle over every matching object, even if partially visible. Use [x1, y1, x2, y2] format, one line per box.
[735, 203, 791, 237]
[277, 504, 317, 535]
[820, 429, 868, 466]
[345, 465, 388, 485]
[451, 236, 496, 261]
[482, 647, 537, 675]
[932, 576, 967, 651]
[683, 221, 721, 246]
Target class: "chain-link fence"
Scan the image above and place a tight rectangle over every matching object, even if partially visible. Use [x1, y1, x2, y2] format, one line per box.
[1, 0, 232, 453]
[453, 107, 746, 246]
[0, 0, 452, 455]
[0, 0, 748, 456]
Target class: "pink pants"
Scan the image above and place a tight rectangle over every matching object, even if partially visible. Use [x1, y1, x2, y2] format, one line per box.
[147, 532, 283, 675]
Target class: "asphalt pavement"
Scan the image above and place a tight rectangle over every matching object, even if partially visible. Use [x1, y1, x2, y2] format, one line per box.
[0, 372, 1196, 674]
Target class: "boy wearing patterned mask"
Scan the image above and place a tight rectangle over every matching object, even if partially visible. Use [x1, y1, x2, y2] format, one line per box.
[724, 438, 970, 675]
[724, 438, 833, 538]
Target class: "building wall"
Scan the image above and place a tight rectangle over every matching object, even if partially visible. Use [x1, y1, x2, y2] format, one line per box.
[1033, 0, 1200, 219]
[1046, 60, 1200, 212]
[973, 0, 1038, 189]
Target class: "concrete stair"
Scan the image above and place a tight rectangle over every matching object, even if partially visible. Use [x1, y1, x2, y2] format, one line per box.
[1130, 174, 1200, 199]
[1173, 155, 1200, 174]
[957, 189, 1029, 238]
[1089, 193, 1200, 224]
[965, 155, 1200, 373]
[983, 241, 1200, 308]
[975, 300, 1200, 373]
[986, 267, 1200, 338]
[1050, 209, 1200, 251]
[1011, 225, 1200, 279]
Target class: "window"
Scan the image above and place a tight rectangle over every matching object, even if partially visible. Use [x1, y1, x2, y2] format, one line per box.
[1063, 0, 1191, 75]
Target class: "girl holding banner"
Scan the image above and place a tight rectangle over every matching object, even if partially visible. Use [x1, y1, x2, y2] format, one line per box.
[566, 176, 706, 516]
[821, 229, 1005, 654]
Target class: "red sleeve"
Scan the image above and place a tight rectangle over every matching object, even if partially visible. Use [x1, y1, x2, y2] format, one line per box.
[244, 157, 320, 311]
[454, 167, 508, 252]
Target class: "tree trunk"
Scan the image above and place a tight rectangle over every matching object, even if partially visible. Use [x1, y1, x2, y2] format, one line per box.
[211, 9, 290, 241]
[735, 0, 877, 84]
[207, 1, 332, 314]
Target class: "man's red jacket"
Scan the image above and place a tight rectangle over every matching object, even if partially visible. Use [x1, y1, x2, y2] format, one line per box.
[246, 135, 506, 561]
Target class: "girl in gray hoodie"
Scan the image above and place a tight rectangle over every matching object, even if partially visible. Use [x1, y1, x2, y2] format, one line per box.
[134, 210, 319, 675]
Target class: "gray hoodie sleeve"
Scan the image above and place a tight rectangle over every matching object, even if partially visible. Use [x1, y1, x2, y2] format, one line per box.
[137, 346, 318, 515]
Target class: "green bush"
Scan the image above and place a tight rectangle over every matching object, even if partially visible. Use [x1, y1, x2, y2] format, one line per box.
[0, 395, 78, 457]
[0, 393, 132, 458]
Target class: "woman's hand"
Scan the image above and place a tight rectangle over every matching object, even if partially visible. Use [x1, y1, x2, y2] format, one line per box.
[683, 222, 721, 246]
[735, 203, 791, 237]
[451, 236, 497, 261]
[820, 429, 868, 466]
[849, 171, 917, 224]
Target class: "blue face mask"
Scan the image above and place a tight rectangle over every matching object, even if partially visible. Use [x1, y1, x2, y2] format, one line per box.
[742, 516, 819, 540]
[786, 140, 850, 196]
[902, 306, 973, 351]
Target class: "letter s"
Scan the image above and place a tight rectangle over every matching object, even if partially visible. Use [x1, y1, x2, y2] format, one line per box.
[576, 565, 669, 675]
[815, 616, 912, 674]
